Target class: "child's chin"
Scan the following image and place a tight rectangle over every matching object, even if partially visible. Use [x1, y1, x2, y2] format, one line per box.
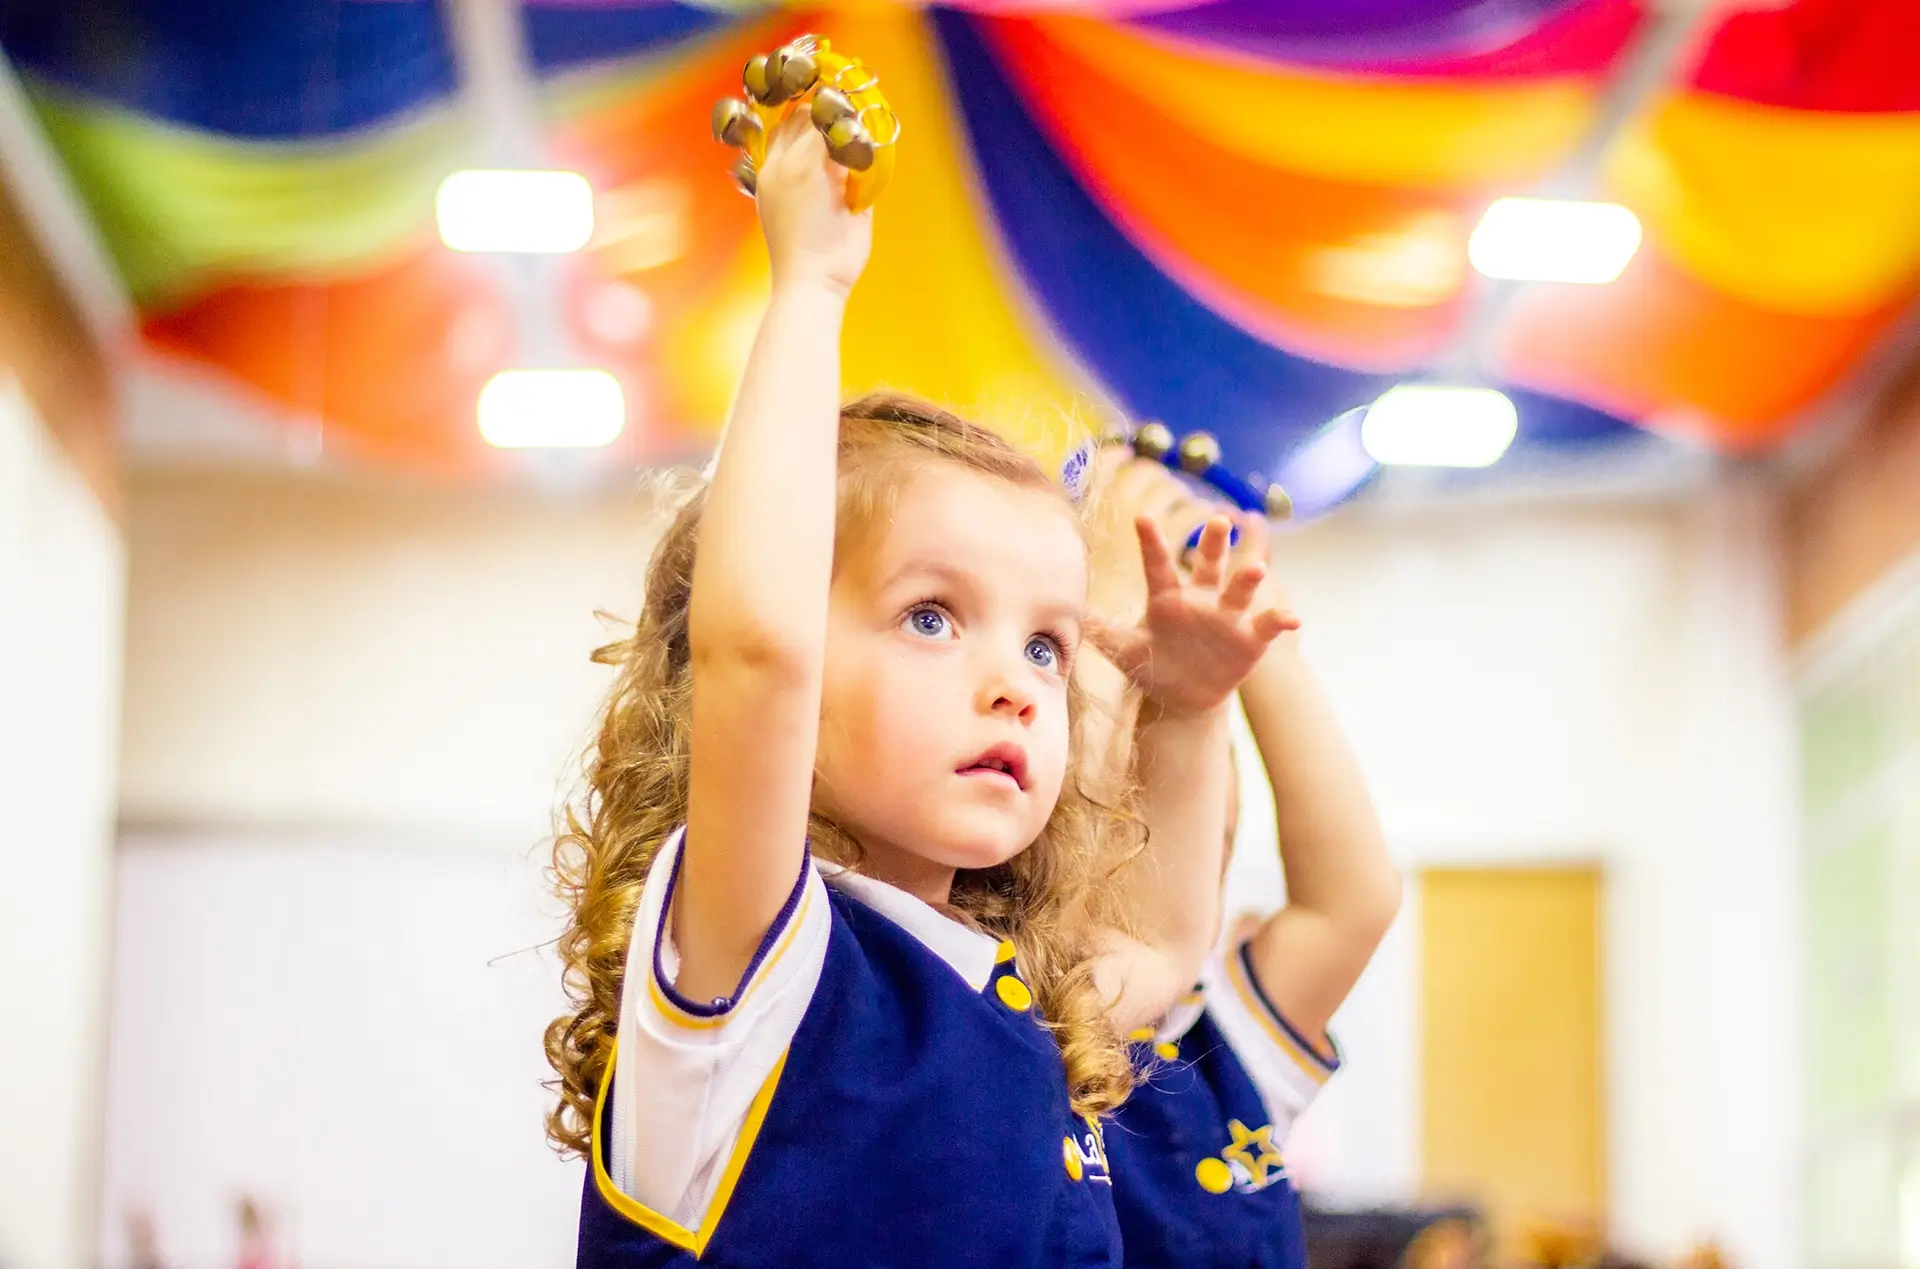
[926, 832, 1028, 875]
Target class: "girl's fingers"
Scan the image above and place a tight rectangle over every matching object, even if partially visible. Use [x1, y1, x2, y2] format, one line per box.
[1251, 608, 1302, 641]
[1134, 516, 1184, 598]
[1220, 563, 1266, 614]
[1188, 517, 1233, 590]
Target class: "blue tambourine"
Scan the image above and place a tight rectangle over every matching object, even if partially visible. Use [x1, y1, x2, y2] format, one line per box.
[1063, 422, 1292, 552]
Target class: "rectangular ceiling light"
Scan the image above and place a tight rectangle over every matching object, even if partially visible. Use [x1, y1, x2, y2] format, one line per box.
[437, 170, 594, 254]
[1361, 385, 1518, 468]
[1468, 197, 1642, 284]
[478, 369, 624, 449]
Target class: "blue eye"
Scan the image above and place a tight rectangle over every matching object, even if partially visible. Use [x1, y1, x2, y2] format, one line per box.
[904, 606, 952, 639]
[1026, 636, 1060, 670]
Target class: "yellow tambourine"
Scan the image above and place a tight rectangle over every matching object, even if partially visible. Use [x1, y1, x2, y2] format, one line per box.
[710, 35, 899, 213]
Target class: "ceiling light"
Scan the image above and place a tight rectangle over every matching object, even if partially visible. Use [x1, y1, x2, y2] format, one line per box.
[478, 369, 624, 449]
[437, 170, 594, 254]
[1360, 386, 1517, 468]
[1468, 197, 1641, 284]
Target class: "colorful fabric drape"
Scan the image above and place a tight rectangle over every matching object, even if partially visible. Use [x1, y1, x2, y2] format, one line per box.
[2, 0, 1914, 502]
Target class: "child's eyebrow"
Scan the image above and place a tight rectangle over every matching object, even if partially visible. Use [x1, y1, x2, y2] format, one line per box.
[1033, 597, 1086, 632]
[878, 558, 984, 596]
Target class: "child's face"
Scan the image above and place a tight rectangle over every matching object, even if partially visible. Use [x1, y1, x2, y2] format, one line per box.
[816, 463, 1088, 889]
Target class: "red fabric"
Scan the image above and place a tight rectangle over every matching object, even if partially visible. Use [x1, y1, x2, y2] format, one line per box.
[1690, 0, 1920, 113]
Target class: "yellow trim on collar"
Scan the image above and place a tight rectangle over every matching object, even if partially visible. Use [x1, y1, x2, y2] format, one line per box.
[590, 1040, 791, 1257]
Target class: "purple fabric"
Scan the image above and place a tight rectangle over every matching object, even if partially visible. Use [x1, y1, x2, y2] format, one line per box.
[1132, 0, 1584, 66]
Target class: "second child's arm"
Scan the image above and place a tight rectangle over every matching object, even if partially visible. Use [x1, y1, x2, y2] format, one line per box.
[677, 119, 872, 1005]
[1092, 514, 1293, 1032]
[1239, 635, 1401, 1047]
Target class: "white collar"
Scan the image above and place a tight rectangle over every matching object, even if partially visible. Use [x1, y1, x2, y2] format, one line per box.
[817, 862, 1000, 992]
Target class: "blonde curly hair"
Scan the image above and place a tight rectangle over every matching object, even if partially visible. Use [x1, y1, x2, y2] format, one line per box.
[543, 392, 1141, 1157]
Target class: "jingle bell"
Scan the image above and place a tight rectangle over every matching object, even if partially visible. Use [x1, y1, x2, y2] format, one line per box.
[711, 98, 760, 149]
[731, 154, 758, 198]
[743, 54, 776, 105]
[823, 117, 875, 172]
[1177, 432, 1221, 476]
[810, 87, 855, 132]
[1132, 421, 1174, 463]
[1263, 483, 1294, 521]
[777, 47, 819, 98]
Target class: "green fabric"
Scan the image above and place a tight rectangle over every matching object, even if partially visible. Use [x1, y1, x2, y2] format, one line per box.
[27, 81, 471, 305]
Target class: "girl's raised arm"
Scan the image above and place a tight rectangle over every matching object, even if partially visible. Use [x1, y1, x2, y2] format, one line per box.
[675, 117, 872, 1005]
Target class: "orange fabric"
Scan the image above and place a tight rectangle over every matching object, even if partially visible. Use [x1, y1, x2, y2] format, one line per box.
[1496, 244, 1914, 450]
[550, 16, 802, 326]
[983, 17, 1473, 369]
[143, 245, 522, 477]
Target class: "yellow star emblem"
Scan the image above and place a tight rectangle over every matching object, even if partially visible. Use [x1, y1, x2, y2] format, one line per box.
[1221, 1119, 1283, 1188]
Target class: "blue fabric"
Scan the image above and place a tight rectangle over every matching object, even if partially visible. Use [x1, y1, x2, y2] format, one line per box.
[579, 885, 1123, 1268]
[1106, 1010, 1311, 1269]
[525, 5, 728, 77]
[0, 0, 454, 138]
[933, 10, 1390, 470]
[1506, 387, 1642, 446]
[934, 13, 1639, 515]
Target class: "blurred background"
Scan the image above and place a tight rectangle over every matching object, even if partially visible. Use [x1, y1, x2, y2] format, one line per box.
[0, 0, 1915, 1267]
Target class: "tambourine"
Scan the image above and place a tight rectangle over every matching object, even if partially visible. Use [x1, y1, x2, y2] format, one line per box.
[1114, 422, 1294, 528]
[710, 35, 899, 212]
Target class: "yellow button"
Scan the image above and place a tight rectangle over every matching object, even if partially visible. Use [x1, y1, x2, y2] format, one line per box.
[1063, 1136, 1084, 1181]
[1154, 1041, 1180, 1061]
[1127, 1027, 1156, 1042]
[1195, 1157, 1233, 1194]
[995, 939, 1017, 964]
[996, 976, 1033, 1012]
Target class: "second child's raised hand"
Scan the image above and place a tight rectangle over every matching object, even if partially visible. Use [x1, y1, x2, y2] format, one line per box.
[1089, 513, 1299, 716]
[755, 108, 873, 297]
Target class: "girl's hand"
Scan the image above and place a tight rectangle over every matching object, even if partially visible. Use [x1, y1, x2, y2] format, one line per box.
[755, 108, 873, 297]
[1090, 512, 1299, 716]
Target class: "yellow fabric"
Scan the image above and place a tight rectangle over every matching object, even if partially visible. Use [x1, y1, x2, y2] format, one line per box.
[1607, 92, 1920, 316]
[27, 84, 465, 304]
[1027, 16, 1600, 190]
[662, 10, 1098, 465]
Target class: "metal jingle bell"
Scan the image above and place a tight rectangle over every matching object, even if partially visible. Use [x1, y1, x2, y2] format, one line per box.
[1176, 431, 1221, 476]
[776, 47, 819, 98]
[763, 44, 801, 103]
[711, 98, 761, 149]
[731, 154, 759, 198]
[1132, 421, 1174, 463]
[743, 54, 777, 105]
[810, 86, 855, 133]
[1263, 482, 1294, 521]
[823, 116, 876, 172]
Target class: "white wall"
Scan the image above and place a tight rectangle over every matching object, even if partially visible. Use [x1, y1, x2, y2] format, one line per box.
[114, 470, 1799, 1269]
[98, 836, 581, 1269]
[0, 378, 125, 1269]
[119, 472, 666, 840]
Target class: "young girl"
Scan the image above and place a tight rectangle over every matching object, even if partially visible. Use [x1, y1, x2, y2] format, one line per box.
[1089, 453, 1403, 1269]
[543, 110, 1294, 1267]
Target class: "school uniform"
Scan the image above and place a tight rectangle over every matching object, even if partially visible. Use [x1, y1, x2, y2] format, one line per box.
[578, 829, 1123, 1267]
[1104, 941, 1339, 1269]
